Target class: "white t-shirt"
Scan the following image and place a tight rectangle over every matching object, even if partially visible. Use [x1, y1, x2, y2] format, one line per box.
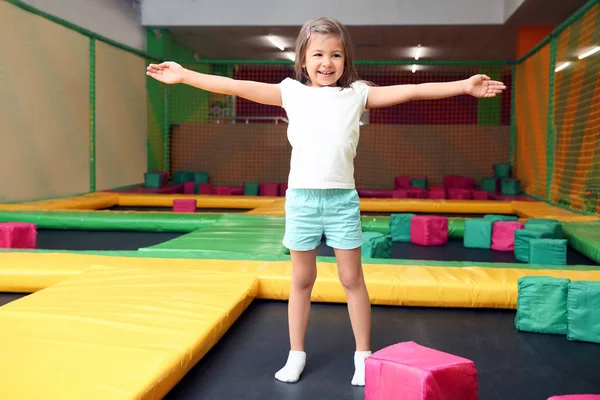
[280, 77, 370, 189]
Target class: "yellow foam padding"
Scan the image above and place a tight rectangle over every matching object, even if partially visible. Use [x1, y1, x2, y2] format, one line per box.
[359, 199, 514, 214]
[0, 192, 118, 211]
[245, 197, 286, 215]
[116, 193, 279, 209]
[512, 201, 600, 222]
[2, 253, 600, 308]
[0, 265, 258, 400]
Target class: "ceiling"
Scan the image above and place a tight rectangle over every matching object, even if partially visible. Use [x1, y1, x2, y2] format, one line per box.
[167, 0, 591, 61]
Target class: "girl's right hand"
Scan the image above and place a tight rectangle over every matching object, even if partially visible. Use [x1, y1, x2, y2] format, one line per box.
[146, 61, 186, 84]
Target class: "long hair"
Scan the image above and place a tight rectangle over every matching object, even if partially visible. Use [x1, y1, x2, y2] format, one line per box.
[293, 17, 363, 88]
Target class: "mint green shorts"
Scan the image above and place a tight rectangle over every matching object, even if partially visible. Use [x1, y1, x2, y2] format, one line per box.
[283, 188, 364, 251]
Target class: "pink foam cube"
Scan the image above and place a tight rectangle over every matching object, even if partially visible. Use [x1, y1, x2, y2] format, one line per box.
[428, 187, 446, 199]
[410, 216, 448, 246]
[548, 396, 600, 400]
[365, 341, 478, 400]
[214, 186, 232, 196]
[172, 199, 196, 213]
[279, 183, 288, 196]
[472, 190, 492, 200]
[448, 188, 472, 200]
[0, 222, 37, 249]
[259, 183, 279, 196]
[183, 181, 197, 194]
[393, 189, 408, 199]
[199, 183, 212, 195]
[407, 188, 428, 199]
[491, 221, 524, 251]
[394, 176, 412, 189]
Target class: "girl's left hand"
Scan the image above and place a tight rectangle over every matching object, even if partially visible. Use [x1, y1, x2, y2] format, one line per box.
[465, 74, 507, 98]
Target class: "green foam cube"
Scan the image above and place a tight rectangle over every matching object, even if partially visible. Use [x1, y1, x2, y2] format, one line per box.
[390, 213, 415, 242]
[567, 280, 600, 344]
[501, 178, 521, 195]
[525, 218, 564, 239]
[483, 214, 519, 222]
[514, 228, 555, 262]
[144, 172, 163, 189]
[515, 276, 570, 335]
[411, 177, 428, 189]
[193, 172, 209, 183]
[174, 170, 194, 184]
[494, 163, 511, 178]
[529, 239, 567, 265]
[481, 178, 499, 193]
[244, 183, 259, 196]
[464, 218, 493, 249]
[362, 232, 392, 259]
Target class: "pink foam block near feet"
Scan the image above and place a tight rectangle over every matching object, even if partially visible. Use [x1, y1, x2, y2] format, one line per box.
[0, 222, 37, 249]
[365, 341, 478, 400]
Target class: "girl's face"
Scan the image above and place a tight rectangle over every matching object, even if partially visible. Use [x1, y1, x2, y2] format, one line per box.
[302, 33, 345, 87]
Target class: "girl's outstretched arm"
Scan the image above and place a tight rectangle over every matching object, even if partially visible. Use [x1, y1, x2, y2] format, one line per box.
[365, 74, 506, 109]
[147, 61, 282, 107]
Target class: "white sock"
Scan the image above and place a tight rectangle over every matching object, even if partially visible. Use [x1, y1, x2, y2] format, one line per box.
[274, 350, 306, 383]
[351, 350, 372, 386]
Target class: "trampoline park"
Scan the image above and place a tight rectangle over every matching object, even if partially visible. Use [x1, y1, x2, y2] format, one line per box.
[1, 0, 600, 399]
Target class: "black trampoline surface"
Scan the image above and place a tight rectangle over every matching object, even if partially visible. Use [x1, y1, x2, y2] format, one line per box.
[318, 239, 598, 265]
[36, 229, 185, 251]
[106, 206, 252, 213]
[165, 300, 600, 400]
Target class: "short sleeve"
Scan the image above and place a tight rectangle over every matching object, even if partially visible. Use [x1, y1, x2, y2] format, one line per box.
[352, 80, 371, 111]
[279, 78, 299, 110]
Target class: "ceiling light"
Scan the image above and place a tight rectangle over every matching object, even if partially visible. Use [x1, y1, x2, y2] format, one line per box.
[267, 35, 285, 51]
[555, 62, 571, 72]
[578, 46, 600, 59]
[415, 45, 422, 60]
[286, 52, 296, 62]
[412, 64, 417, 73]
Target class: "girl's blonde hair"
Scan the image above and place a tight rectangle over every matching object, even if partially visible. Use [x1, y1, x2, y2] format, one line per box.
[293, 17, 362, 88]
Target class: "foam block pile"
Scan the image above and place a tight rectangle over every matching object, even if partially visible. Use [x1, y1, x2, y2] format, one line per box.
[515, 276, 600, 345]
[463, 216, 566, 265]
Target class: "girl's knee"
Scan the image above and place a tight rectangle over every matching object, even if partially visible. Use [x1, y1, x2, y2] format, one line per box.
[339, 269, 364, 291]
[293, 268, 317, 290]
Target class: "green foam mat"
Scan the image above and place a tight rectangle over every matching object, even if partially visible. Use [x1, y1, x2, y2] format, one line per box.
[567, 280, 600, 344]
[562, 222, 600, 264]
[515, 276, 570, 335]
[464, 218, 493, 249]
[0, 210, 220, 232]
[139, 213, 287, 259]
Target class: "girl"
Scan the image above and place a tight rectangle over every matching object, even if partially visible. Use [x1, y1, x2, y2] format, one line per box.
[147, 17, 505, 387]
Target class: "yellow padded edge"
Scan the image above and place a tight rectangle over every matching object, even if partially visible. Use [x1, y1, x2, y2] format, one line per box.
[0, 265, 258, 400]
[358, 199, 514, 214]
[2, 253, 600, 308]
[0, 192, 118, 211]
[245, 198, 286, 215]
[116, 194, 280, 209]
[511, 201, 600, 222]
